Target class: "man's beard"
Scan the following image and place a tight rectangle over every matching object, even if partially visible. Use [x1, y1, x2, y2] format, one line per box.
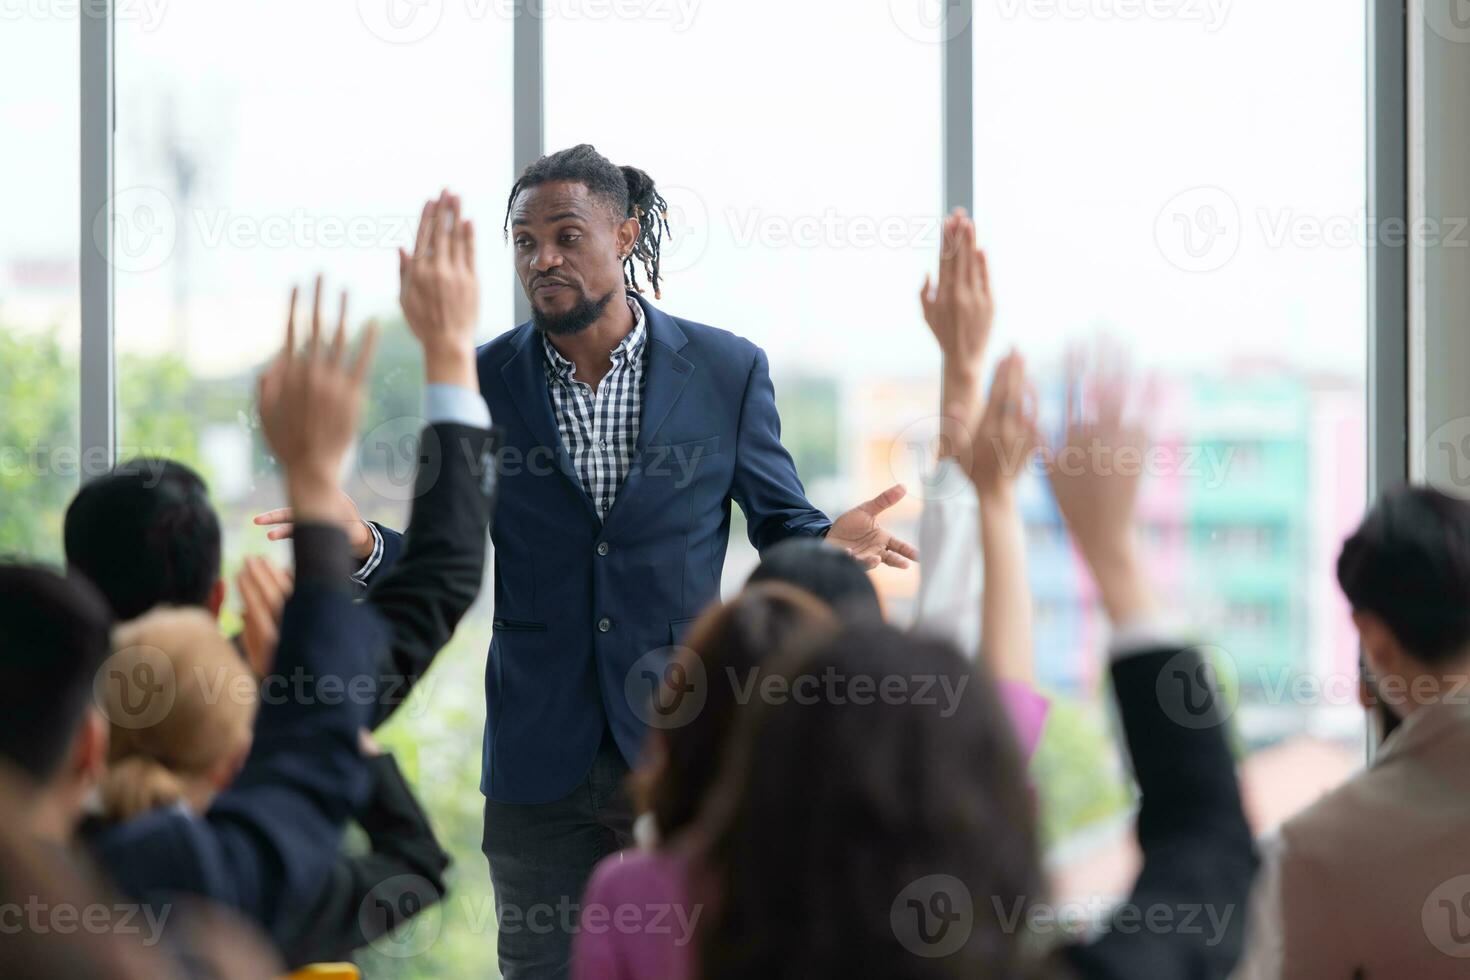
[530, 286, 617, 337]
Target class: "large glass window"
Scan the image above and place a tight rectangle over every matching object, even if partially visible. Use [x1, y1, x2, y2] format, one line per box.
[964, 2, 1369, 903]
[115, 6, 513, 973]
[0, 14, 80, 563]
[547, 0, 944, 591]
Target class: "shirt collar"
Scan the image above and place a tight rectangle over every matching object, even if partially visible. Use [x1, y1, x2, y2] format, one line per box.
[1373, 695, 1470, 769]
[542, 294, 645, 383]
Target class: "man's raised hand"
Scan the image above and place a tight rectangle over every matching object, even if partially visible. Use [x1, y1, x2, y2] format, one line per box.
[400, 189, 480, 390]
[919, 208, 994, 435]
[256, 277, 378, 525]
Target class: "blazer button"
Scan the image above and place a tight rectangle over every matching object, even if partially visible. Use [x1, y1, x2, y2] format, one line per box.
[596, 541, 610, 556]
[598, 617, 612, 632]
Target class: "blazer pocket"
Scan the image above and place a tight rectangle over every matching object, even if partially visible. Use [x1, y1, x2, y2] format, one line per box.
[493, 617, 547, 633]
[669, 616, 700, 647]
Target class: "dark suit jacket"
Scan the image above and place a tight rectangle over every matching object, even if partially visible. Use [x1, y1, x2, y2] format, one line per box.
[368, 294, 830, 803]
[278, 753, 451, 968]
[86, 525, 388, 947]
[363, 420, 501, 729]
[1062, 646, 1257, 980]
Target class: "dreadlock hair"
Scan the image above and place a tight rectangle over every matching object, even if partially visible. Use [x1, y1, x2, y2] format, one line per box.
[502, 143, 673, 299]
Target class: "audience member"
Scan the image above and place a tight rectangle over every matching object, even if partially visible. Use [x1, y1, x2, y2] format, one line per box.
[571, 583, 838, 980]
[82, 280, 391, 945]
[692, 351, 1256, 980]
[1236, 485, 1470, 979]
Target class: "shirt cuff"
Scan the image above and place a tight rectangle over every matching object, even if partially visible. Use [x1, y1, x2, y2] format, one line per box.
[424, 383, 492, 429]
[1107, 610, 1195, 661]
[351, 521, 385, 585]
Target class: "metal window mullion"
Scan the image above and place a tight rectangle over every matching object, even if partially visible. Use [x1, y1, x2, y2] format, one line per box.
[79, 0, 115, 481]
[512, 4, 544, 326]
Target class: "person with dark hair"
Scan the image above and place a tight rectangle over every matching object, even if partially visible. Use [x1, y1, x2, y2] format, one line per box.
[65, 459, 223, 622]
[572, 583, 838, 980]
[694, 352, 1255, 980]
[1237, 485, 1470, 979]
[83, 282, 392, 946]
[257, 155, 921, 978]
[0, 565, 114, 844]
[745, 538, 884, 621]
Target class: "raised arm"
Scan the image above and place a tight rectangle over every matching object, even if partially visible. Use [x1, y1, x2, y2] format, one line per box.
[93, 279, 389, 942]
[1051, 351, 1256, 979]
[365, 190, 498, 725]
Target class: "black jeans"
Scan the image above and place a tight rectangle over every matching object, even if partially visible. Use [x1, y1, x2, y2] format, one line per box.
[482, 732, 634, 980]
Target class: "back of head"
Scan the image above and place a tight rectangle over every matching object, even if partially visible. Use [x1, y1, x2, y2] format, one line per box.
[746, 538, 884, 623]
[100, 607, 258, 821]
[1338, 485, 1470, 666]
[0, 565, 114, 783]
[636, 582, 837, 839]
[64, 459, 221, 622]
[695, 624, 1044, 980]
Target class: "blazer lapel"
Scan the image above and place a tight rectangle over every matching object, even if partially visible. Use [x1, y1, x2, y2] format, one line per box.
[498, 321, 600, 524]
[602, 297, 693, 530]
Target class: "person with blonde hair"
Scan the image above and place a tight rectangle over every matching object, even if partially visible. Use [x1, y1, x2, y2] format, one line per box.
[97, 607, 259, 823]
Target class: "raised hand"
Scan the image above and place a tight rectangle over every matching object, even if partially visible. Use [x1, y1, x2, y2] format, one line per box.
[827, 484, 920, 571]
[400, 189, 480, 389]
[969, 351, 1041, 501]
[236, 556, 293, 678]
[256, 277, 378, 524]
[919, 208, 994, 435]
[1047, 344, 1156, 623]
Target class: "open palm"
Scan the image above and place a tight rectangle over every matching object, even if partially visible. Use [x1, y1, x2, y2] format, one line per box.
[827, 484, 920, 570]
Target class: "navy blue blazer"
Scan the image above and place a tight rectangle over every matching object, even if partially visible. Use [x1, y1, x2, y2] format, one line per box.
[371, 295, 830, 803]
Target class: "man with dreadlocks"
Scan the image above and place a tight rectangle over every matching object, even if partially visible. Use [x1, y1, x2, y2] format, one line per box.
[260, 144, 917, 979]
